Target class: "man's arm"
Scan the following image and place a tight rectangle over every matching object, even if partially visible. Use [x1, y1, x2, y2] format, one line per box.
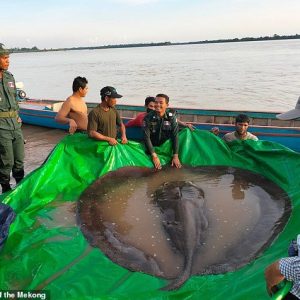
[88, 130, 118, 145]
[142, 118, 161, 169]
[143, 118, 155, 155]
[170, 116, 181, 168]
[170, 116, 179, 154]
[119, 123, 127, 144]
[178, 119, 195, 131]
[265, 260, 285, 296]
[55, 100, 77, 134]
[116, 110, 127, 144]
[125, 113, 145, 127]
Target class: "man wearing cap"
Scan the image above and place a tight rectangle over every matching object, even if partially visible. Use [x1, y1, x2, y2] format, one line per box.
[87, 86, 127, 145]
[143, 93, 181, 170]
[0, 44, 25, 193]
[277, 96, 300, 120]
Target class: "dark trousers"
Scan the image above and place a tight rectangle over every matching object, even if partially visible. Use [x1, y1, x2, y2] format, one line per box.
[0, 128, 25, 186]
[284, 292, 299, 299]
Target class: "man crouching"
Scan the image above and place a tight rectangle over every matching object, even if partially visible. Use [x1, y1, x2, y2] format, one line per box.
[143, 93, 181, 170]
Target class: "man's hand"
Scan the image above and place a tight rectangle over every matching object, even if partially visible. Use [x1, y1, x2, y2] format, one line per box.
[211, 127, 220, 135]
[69, 119, 78, 134]
[121, 135, 128, 144]
[17, 116, 22, 123]
[186, 123, 195, 131]
[152, 153, 162, 170]
[171, 154, 182, 168]
[265, 261, 285, 296]
[108, 137, 118, 146]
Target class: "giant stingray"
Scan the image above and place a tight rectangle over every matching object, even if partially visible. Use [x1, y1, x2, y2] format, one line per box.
[77, 166, 291, 291]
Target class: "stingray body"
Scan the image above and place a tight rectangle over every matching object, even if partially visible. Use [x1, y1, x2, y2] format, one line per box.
[77, 166, 290, 292]
[153, 181, 208, 290]
[77, 178, 208, 291]
[78, 197, 163, 277]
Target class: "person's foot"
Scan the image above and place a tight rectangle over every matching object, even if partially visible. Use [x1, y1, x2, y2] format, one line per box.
[15, 177, 23, 184]
[1, 183, 11, 193]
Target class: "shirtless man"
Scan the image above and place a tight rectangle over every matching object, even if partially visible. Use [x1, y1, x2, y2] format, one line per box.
[55, 76, 88, 134]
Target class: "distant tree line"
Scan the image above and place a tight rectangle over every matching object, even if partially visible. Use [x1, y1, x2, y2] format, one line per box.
[9, 34, 300, 53]
[187, 34, 300, 45]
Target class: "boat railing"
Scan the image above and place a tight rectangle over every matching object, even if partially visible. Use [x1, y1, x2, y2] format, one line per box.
[20, 98, 300, 129]
[117, 108, 300, 129]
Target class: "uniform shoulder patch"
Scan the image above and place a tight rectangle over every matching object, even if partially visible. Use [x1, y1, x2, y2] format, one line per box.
[4, 70, 14, 77]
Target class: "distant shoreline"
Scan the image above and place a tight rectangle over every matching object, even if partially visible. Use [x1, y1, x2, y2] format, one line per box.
[10, 33, 300, 53]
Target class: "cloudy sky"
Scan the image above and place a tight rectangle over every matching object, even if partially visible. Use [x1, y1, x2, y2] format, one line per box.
[1, 0, 299, 49]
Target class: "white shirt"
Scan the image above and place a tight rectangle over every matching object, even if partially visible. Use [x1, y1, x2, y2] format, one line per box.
[223, 131, 258, 142]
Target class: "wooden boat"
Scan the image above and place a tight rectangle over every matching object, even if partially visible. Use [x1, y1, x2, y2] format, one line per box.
[18, 98, 300, 152]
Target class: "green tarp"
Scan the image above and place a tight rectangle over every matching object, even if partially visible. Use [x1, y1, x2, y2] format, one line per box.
[1, 129, 300, 300]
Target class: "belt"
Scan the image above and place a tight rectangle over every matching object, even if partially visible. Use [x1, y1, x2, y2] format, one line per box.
[0, 111, 18, 118]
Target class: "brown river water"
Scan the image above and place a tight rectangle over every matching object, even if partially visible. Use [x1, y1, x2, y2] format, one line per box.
[22, 124, 66, 175]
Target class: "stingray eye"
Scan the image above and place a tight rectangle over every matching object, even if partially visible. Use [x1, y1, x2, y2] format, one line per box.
[199, 190, 205, 198]
[175, 190, 181, 198]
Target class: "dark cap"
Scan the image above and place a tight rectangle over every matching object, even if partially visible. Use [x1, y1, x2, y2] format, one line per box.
[100, 86, 122, 98]
[0, 43, 10, 56]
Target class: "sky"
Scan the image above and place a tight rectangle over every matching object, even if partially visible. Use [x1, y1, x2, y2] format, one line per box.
[1, 0, 300, 49]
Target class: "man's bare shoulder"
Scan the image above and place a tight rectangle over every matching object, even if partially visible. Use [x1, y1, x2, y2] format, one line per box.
[65, 95, 78, 104]
[66, 95, 87, 108]
[59, 96, 73, 108]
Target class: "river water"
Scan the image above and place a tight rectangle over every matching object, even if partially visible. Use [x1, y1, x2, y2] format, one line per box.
[11, 39, 300, 111]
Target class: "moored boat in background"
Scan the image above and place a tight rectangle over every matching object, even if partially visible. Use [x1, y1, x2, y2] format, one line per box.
[15, 82, 300, 153]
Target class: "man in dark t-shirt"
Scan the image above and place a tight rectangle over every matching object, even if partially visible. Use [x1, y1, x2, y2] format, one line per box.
[87, 86, 127, 146]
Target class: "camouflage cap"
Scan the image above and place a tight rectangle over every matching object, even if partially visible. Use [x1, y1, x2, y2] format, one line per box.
[0, 43, 10, 56]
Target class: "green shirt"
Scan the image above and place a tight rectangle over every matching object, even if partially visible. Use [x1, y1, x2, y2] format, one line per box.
[87, 105, 122, 138]
[0, 71, 21, 130]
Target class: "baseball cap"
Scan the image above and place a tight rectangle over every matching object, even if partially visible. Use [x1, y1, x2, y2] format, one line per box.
[276, 96, 300, 120]
[0, 44, 10, 56]
[100, 86, 122, 98]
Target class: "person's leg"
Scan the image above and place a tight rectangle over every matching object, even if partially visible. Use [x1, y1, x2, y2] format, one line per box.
[284, 292, 299, 299]
[0, 129, 13, 193]
[12, 129, 25, 184]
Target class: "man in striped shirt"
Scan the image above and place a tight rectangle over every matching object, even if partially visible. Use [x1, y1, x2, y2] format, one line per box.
[265, 253, 300, 299]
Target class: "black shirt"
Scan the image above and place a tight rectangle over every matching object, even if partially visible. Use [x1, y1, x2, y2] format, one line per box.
[143, 110, 179, 155]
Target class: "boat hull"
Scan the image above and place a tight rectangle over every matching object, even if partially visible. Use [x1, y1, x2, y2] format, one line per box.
[18, 99, 300, 152]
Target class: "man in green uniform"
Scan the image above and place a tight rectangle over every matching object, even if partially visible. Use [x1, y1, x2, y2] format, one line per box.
[0, 44, 25, 193]
[87, 86, 127, 145]
[143, 93, 181, 170]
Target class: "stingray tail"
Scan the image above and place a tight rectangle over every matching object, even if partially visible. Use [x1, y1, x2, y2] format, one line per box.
[160, 267, 191, 291]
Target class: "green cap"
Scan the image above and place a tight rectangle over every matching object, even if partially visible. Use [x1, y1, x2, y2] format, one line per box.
[0, 43, 10, 56]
